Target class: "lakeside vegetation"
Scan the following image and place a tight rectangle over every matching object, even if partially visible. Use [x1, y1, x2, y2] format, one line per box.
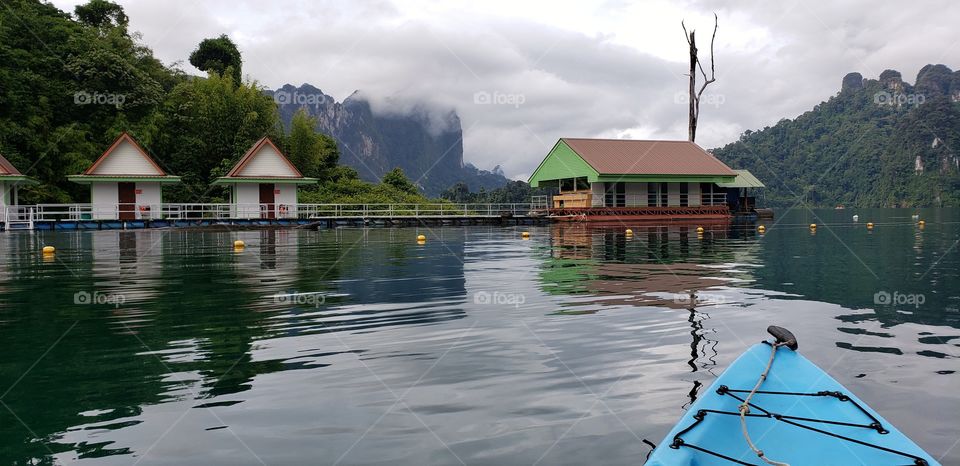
[0, 0, 446, 205]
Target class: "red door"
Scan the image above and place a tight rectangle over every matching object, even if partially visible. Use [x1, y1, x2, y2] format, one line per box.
[259, 183, 275, 219]
[118, 182, 136, 220]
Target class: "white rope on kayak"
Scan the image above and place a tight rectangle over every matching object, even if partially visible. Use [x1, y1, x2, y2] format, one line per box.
[738, 341, 790, 466]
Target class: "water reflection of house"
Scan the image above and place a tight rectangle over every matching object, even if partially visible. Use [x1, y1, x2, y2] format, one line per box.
[542, 224, 758, 310]
[86, 231, 167, 329]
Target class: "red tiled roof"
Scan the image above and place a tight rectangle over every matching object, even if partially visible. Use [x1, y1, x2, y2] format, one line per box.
[0, 152, 23, 176]
[562, 138, 735, 176]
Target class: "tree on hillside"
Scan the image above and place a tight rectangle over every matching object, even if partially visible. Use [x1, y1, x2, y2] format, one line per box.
[382, 168, 419, 195]
[74, 0, 128, 30]
[152, 71, 281, 201]
[189, 34, 242, 84]
[286, 108, 339, 180]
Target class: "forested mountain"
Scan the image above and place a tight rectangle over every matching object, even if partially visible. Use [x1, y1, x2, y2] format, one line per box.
[269, 84, 510, 197]
[713, 66, 960, 207]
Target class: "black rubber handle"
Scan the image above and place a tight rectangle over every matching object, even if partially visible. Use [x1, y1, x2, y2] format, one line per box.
[767, 325, 798, 350]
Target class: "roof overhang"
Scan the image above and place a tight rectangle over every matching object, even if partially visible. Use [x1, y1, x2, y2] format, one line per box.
[0, 175, 39, 185]
[67, 175, 182, 184]
[594, 174, 736, 184]
[212, 177, 318, 185]
[715, 170, 765, 188]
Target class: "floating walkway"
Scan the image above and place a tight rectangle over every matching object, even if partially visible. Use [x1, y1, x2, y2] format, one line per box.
[1, 203, 548, 231]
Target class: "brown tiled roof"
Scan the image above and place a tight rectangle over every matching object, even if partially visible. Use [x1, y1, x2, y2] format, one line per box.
[0, 152, 23, 176]
[562, 138, 735, 176]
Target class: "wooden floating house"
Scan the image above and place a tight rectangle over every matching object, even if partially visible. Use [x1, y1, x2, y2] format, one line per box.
[528, 138, 765, 221]
[213, 137, 317, 219]
[67, 133, 181, 220]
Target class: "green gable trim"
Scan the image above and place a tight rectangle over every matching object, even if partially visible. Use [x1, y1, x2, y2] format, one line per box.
[527, 140, 599, 187]
[0, 175, 39, 184]
[715, 169, 765, 188]
[68, 175, 181, 184]
[595, 174, 736, 184]
[212, 177, 318, 185]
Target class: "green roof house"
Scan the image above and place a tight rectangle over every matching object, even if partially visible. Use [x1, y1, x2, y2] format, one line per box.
[528, 138, 763, 220]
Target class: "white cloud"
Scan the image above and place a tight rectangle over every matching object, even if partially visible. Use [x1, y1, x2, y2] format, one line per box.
[50, 0, 960, 179]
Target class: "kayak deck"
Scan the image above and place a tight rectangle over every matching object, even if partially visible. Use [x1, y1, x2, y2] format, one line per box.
[646, 342, 939, 465]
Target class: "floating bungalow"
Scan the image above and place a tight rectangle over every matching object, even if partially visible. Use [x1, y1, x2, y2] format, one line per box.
[528, 138, 766, 221]
[0, 153, 37, 226]
[67, 133, 181, 220]
[213, 137, 317, 219]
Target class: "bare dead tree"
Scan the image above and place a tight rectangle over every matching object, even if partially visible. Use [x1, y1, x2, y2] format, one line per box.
[682, 13, 718, 142]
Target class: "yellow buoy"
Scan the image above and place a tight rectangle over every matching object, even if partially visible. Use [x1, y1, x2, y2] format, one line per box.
[757, 225, 766, 233]
[625, 229, 633, 235]
[918, 220, 925, 226]
[809, 223, 817, 229]
[233, 240, 245, 248]
[696, 226, 704, 234]
[521, 231, 530, 238]
[416, 234, 426, 242]
[42, 246, 55, 254]
[866, 222, 874, 230]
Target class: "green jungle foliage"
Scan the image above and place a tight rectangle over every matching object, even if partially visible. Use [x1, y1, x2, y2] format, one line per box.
[714, 77, 960, 207]
[0, 0, 432, 204]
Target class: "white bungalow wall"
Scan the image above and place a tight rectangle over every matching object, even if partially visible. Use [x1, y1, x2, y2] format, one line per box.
[90, 182, 118, 219]
[591, 183, 604, 207]
[589, 182, 704, 207]
[0, 181, 8, 214]
[89, 139, 164, 176]
[231, 183, 299, 218]
[90, 181, 162, 220]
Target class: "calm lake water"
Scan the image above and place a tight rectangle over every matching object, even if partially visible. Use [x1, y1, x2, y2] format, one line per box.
[0, 208, 957, 465]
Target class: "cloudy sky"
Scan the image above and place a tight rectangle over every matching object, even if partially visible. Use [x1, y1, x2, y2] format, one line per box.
[51, 0, 960, 180]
